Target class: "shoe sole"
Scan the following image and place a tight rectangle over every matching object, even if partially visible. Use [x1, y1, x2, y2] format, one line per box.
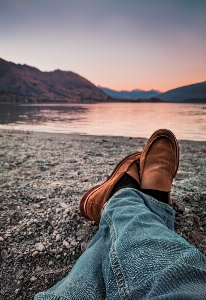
[80, 151, 141, 220]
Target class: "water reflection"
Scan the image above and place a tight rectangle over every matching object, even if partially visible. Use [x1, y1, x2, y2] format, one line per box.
[0, 103, 205, 141]
[0, 103, 88, 124]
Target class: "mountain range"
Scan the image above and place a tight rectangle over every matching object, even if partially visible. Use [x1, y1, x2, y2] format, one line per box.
[158, 81, 206, 102]
[0, 58, 206, 103]
[98, 87, 159, 100]
[100, 83, 206, 102]
[0, 58, 107, 102]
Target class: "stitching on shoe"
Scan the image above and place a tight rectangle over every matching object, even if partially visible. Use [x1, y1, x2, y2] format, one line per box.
[89, 152, 141, 221]
[91, 152, 140, 197]
[90, 152, 141, 219]
[168, 138, 175, 181]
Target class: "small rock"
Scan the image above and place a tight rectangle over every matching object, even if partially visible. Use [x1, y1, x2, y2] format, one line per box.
[16, 269, 25, 278]
[15, 288, 20, 295]
[47, 226, 53, 234]
[184, 208, 190, 214]
[76, 229, 86, 237]
[187, 220, 193, 226]
[63, 208, 70, 214]
[60, 202, 69, 209]
[37, 196, 47, 202]
[4, 231, 12, 238]
[183, 214, 191, 218]
[200, 227, 204, 232]
[30, 275, 37, 282]
[70, 241, 77, 247]
[36, 265, 42, 272]
[56, 234, 61, 242]
[49, 249, 57, 254]
[62, 240, 70, 248]
[48, 260, 54, 266]
[0, 237, 4, 242]
[1, 249, 8, 260]
[32, 251, 39, 257]
[35, 242, 45, 252]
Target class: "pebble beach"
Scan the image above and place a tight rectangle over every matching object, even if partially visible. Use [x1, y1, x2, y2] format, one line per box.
[0, 129, 206, 300]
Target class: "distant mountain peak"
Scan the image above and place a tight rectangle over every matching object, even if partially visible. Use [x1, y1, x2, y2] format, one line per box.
[98, 86, 160, 100]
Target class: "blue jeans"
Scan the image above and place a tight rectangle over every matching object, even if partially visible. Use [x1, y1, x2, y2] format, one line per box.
[35, 189, 206, 299]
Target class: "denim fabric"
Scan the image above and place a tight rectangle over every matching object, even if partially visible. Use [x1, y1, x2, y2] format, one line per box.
[35, 188, 206, 300]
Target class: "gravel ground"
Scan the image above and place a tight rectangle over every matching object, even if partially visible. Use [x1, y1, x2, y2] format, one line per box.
[0, 129, 206, 300]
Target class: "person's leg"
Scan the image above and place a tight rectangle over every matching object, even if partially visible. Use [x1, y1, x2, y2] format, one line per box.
[35, 188, 206, 299]
[35, 129, 206, 299]
[100, 188, 206, 299]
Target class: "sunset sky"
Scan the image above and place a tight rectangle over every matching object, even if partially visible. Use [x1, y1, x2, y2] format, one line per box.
[1, 0, 206, 92]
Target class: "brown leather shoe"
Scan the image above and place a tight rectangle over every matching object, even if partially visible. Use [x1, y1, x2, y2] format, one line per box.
[139, 129, 179, 204]
[80, 151, 141, 223]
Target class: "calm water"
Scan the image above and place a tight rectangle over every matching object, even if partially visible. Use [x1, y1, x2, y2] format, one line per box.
[0, 103, 206, 141]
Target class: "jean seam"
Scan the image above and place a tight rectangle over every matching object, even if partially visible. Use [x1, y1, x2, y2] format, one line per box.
[102, 211, 131, 300]
[35, 294, 68, 300]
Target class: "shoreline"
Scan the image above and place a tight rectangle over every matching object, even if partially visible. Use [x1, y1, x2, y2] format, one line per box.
[0, 129, 206, 299]
[0, 127, 206, 143]
[1, 98, 206, 104]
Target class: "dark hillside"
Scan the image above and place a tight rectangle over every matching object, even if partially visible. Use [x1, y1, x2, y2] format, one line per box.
[0, 58, 108, 102]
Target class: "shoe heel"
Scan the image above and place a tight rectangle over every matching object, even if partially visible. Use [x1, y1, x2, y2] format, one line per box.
[80, 185, 100, 219]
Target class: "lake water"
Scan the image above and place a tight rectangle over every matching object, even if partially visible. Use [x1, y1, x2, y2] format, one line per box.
[0, 103, 205, 141]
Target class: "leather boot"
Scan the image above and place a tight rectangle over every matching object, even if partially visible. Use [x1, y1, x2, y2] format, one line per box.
[139, 129, 179, 205]
[80, 151, 141, 223]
